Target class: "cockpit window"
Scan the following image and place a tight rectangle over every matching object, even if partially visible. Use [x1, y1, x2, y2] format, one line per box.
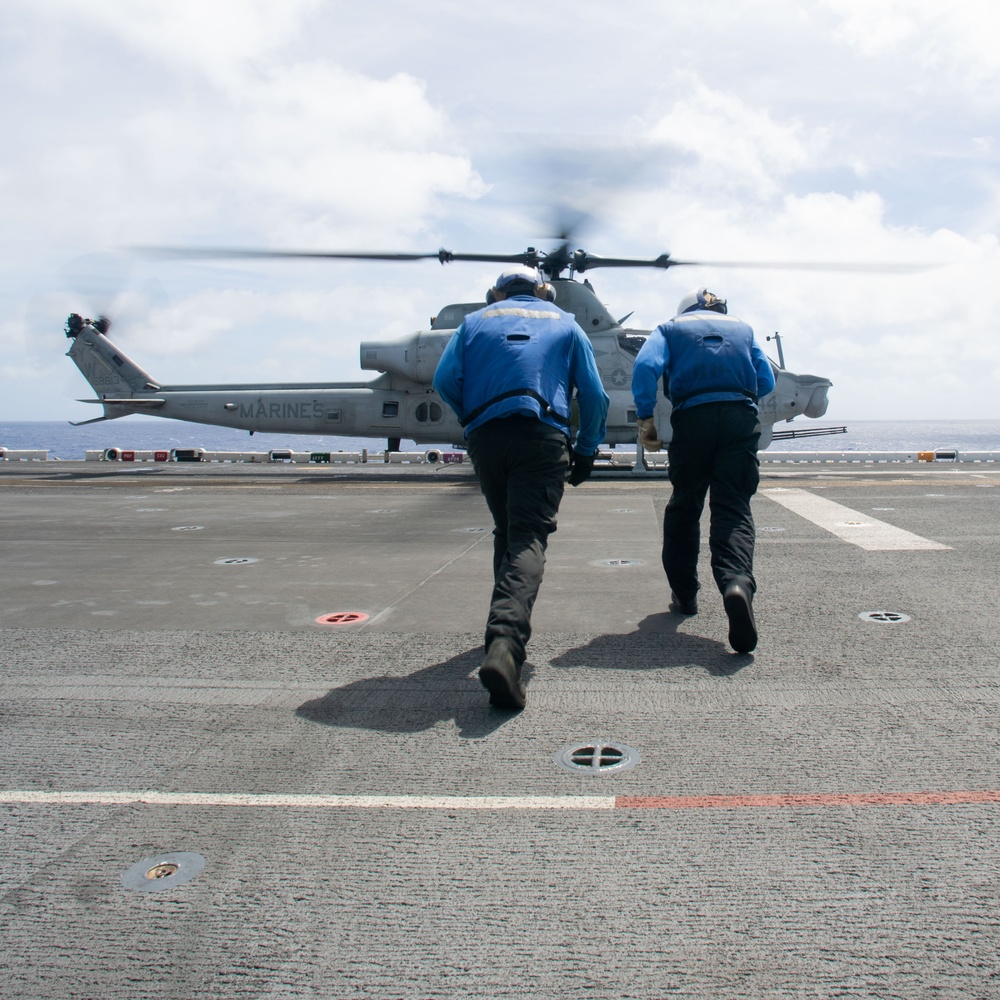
[431, 303, 483, 330]
[617, 333, 647, 357]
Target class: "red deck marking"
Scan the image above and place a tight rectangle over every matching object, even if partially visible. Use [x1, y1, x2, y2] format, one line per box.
[315, 612, 370, 626]
[615, 790, 1000, 809]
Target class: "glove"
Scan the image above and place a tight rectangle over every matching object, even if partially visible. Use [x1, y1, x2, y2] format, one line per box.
[567, 449, 595, 486]
[637, 417, 662, 451]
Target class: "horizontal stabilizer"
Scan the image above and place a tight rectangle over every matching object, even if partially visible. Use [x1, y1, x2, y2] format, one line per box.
[69, 414, 124, 426]
[76, 397, 166, 408]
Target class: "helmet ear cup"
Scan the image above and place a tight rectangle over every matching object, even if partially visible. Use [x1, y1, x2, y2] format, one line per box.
[485, 287, 498, 305]
[535, 283, 556, 303]
[703, 291, 727, 314]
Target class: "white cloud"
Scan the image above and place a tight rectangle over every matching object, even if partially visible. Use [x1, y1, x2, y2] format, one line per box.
[114, 62, 487, 245]
[640, 79, 829, 199]
[1, 9, 487, 257]
[823, 0, 1000, 101]
[16, 0, 324, 85]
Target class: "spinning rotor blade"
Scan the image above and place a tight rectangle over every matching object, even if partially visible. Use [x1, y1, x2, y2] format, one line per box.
[135, 246, 449, 262]
[570, 252, 675, 272]
[134, 245, 938, 277]
[24, 251, 168, 362]
[134, 246, 559, 270]
[676, 260, 939, 273]
[435, 250, 544, 266]
[570, 251, 936, 274]
[547, 204, 594, 244]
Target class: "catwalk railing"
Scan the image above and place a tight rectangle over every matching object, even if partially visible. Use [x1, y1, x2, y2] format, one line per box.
[2, 446, 999, 465]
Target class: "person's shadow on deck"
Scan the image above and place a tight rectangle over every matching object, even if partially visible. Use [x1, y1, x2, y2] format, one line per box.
[296, 645, 527, 740]
[550, 612, 752, 677]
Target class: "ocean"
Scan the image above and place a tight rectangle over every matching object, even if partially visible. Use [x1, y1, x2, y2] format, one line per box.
[0, 419, 454, 460]
[3, 418, 1000, 460]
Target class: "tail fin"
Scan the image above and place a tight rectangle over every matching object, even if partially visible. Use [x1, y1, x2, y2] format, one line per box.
[64, 314, 160, 397]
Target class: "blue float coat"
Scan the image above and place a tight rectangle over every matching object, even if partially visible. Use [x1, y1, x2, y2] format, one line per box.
[433, 295, 609, 455]
[631, 309, 775, 418]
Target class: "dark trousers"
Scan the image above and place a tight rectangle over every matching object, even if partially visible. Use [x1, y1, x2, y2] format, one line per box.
[466, 416, 570, 664]
[663, 401, 761, 602]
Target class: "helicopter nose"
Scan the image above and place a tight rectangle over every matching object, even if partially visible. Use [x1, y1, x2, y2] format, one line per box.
[803, 381, 831, 418]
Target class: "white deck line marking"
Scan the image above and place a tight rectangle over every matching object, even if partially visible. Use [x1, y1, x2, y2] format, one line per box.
[363, 532, 491, 628]
[0, 790, 615, 810]
[761, 488, 952, 551]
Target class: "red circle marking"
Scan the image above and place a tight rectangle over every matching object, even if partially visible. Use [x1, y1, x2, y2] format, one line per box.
[315, 612, 369, 626]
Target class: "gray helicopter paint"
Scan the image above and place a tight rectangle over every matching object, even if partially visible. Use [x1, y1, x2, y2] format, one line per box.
[65, 275, 830, 447]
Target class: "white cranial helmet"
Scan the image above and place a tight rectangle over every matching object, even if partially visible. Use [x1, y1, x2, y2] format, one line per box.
[494, 265, 544, 291]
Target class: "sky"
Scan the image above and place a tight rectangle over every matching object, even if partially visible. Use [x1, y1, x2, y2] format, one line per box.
[1, 0, 998, 423]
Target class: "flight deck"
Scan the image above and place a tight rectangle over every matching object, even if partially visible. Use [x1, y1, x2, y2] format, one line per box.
[1, 459, 998, 998]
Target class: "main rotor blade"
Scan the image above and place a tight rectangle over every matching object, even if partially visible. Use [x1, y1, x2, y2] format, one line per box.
[571, 252, 675, 271]
[437, 250, 544, 266]
[134, 246, 939, 275]
[572, 251, 936, 274]
[133, 247, 448, 262]
[132, 246, 556, 268]
[547, 204, 594, 244]
[669, 259, 939, 273]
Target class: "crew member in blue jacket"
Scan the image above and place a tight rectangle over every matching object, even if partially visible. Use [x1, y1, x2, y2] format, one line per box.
[434, 265, 609, 709]
[631, 287, 775, 653]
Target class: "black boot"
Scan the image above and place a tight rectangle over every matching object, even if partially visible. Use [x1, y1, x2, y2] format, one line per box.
[478, 638, 526, 710]
[723, 583, 757, 653]
[669, 591, 698, 615]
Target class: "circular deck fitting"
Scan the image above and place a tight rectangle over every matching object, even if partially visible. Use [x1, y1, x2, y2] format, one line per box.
[859, 611, 912, 624]
[593, 558, 644, 568]
[214, 557, 259, 566]
[148, 862, 178, 877]
[555, 741, 640, 775]
[121, 852, 206, 893]
[171, 525, 205, 532]
[315, 611, 370, 626]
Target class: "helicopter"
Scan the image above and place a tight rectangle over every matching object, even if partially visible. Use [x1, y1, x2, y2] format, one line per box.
[62, 241, 839, 452]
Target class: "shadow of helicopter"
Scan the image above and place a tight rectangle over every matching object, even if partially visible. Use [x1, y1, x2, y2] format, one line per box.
[550, 612, 752, 678]
[295, 645, 528, 740]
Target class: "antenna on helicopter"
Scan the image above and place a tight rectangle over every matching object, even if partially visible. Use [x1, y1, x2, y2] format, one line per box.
[767, 333, 786, 369]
